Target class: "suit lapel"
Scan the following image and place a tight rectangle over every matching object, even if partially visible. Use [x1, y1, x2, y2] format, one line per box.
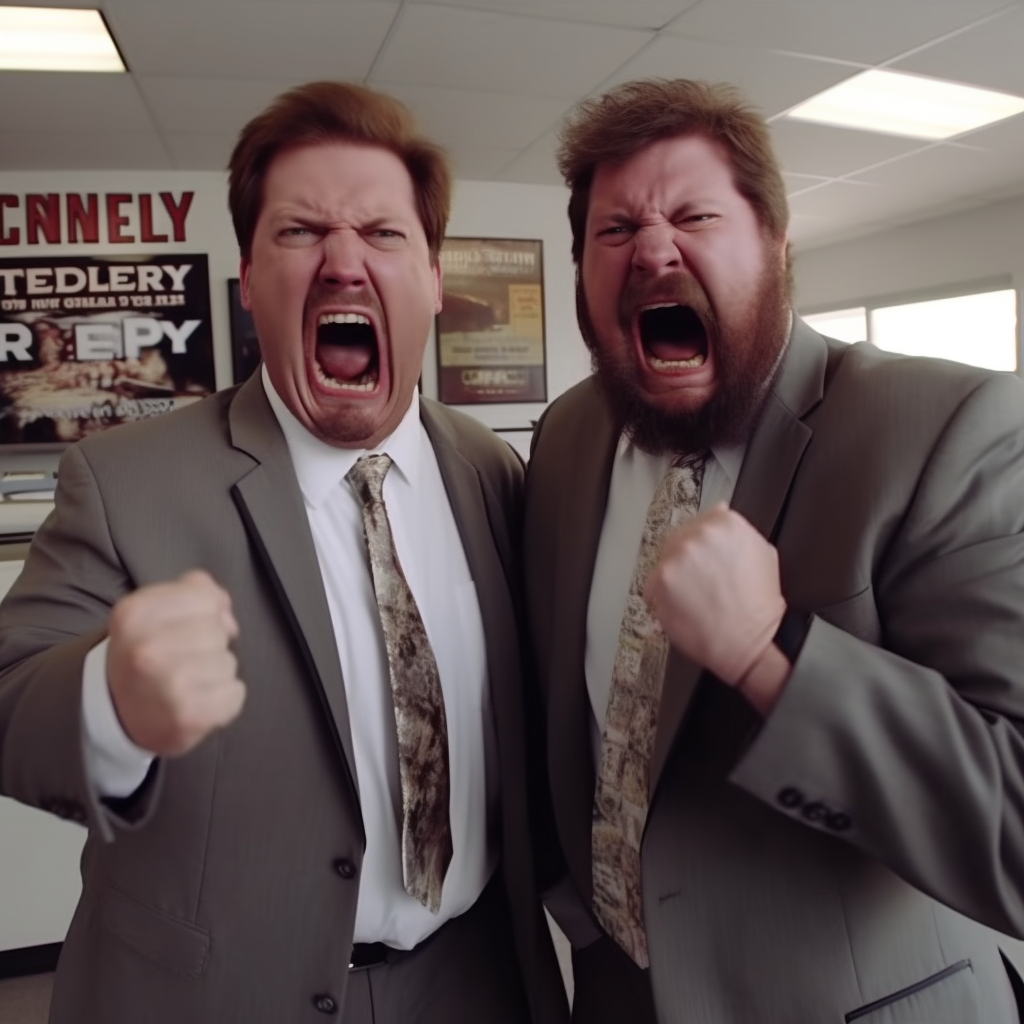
[546, 384, 619, 901]
[649, 320, 827, 798]
[227, 375, 359, 800]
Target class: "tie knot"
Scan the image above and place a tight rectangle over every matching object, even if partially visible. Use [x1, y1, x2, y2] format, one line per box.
[670, 449, 706, 473]
[346, 452, 393, 506]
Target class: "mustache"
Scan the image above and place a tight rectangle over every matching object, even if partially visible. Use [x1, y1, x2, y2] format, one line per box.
[304, 285, 382, 317]
[616, 271, 716, 335]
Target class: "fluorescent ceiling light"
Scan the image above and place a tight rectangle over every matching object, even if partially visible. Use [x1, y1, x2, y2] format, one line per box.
[0, 6, 125, 72]
[785, 69, 1024, 140]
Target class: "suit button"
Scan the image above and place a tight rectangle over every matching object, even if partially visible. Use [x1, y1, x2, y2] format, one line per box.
[777, 787, 804, 809]
[826, 812, 852, 832]
[333, 858, 356, 880]
[313, 994, 337, 1014]
[801, 801, 828, 823]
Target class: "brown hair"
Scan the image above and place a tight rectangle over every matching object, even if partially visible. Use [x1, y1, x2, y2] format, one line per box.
[557, 78, 789, 263]
[228, 81, 451, 261]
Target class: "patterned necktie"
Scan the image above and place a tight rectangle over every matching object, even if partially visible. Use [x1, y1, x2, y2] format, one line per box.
[592, 451, 707, 968]
[346, 453, 453, 914]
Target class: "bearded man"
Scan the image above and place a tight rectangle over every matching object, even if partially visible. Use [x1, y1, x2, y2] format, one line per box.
[525, 77, 1024, 1024]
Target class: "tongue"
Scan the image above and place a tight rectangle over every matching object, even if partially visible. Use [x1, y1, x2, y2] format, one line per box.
[647, 338, 702, 362]
[317, 342, 374, 382]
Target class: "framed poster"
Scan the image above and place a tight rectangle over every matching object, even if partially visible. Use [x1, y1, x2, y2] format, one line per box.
[436, 238, 546, 405]
[227, 278, 261, 385]
[0, 253, 215, 447]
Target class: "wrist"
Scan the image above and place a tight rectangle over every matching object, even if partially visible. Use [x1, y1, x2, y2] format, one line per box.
[736, 642, 791, 715]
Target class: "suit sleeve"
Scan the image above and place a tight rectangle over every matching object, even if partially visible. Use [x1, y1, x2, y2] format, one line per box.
[731, 370, 1024, 938]
[0, 443, 162, 841]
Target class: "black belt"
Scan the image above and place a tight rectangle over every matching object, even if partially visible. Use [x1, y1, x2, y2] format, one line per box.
[349, 941, 397, 970]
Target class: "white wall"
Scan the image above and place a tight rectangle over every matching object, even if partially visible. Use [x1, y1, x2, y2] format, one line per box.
[794, 194, 1024, 315]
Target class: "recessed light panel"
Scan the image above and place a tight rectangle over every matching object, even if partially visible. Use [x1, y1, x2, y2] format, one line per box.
[0, 6, 125, 72]
[785, 69, 1024, 140]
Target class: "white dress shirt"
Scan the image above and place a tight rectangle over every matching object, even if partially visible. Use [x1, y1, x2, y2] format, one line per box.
[82, 371, 497, 949]
[584, 437, 745, 765]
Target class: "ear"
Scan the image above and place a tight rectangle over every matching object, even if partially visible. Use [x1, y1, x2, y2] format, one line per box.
[239, 257, 253, 311]
[434, 258, 446, 313]
[432, 259, 443, 316]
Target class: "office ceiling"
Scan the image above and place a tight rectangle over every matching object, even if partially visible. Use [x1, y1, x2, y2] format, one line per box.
[3, 0, 1024, 250]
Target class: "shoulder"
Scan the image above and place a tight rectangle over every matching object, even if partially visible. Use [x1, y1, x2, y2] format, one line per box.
[66, 387, 238, 475]
[819, 340, 1024, 435]
[420, 397, 523, 479]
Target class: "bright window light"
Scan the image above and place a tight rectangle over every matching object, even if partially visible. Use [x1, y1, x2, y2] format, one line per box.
[872, 290, 1017, 371]
[785, 69, 1024, 140]
[803, 307, 867, 344]
[0, 6, 125, 72]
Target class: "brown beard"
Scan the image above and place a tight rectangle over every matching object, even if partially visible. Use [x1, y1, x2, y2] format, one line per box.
[577, 252, 792, 455]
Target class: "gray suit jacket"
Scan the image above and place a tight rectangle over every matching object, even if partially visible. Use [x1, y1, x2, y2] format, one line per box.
[0, 374, 566, 1024]
[524, 318, 1024, 1024]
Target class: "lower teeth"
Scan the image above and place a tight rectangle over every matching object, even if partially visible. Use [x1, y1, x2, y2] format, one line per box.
[315, 363, 375, 390]
[649, 353, 705, 370]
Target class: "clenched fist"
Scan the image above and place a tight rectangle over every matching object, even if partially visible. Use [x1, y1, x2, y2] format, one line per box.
[106, 570, 245, 757]
[644, 502, 786, 687]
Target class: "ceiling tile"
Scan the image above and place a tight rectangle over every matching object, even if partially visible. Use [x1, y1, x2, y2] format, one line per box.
[893, 5, 1024, 96]
[405, 0, 698, 30]
[854, 141, 1024, 200]
[784, 171, 832, 194]
[956, 113, 1024, 155]
[136, 77, 298, 134]
[787, 180, 942, 221]
[0, 131, 170, 170]
[663, 1, 1013, 65]
[104, 2, 399, 79]
[0, 72, 154, 132]
[378, 83, 570, 149]
[163, 133, 236, 171]
[598, 35, 853, 118]
[372, 5, 653, 98]
[447, 147, 523, 180]
[770, 120, 929, 178]
[494, 129, 564, 185]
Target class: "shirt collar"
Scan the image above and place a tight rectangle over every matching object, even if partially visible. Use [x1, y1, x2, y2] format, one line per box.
[262, 365, 423, 509]
[616, 431, 745, 490]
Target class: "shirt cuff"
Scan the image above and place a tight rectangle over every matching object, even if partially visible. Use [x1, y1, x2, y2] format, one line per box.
[81, 638, 154, 799]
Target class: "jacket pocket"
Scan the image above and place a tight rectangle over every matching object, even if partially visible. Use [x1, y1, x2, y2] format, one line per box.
[845, 960, 977, 1023]
[100, 887, 210, 980]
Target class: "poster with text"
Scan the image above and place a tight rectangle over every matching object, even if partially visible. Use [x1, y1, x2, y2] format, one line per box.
[0, 254, 215, 445]
[436, 238, 546, 404]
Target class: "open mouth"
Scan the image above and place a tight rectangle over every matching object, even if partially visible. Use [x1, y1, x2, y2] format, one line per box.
[638, 304, 708, 372]
[314, 313, 380, 392]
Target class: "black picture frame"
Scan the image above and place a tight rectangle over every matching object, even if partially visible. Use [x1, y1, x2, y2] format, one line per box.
[227, 278, 261, 385]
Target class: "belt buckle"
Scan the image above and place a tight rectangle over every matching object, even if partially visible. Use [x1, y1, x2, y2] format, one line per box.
[349, 942, 390, 971]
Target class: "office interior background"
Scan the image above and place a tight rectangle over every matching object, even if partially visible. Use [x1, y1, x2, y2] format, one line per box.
[4, 0, 1024, 1018]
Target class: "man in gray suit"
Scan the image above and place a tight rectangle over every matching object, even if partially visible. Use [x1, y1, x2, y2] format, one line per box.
[527, 77, 1024, 1024]
[0, 81, 567, 1024]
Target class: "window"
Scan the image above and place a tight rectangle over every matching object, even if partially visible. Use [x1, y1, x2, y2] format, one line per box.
[803, 288, 1017, 371]
[803, 307, 866, 344]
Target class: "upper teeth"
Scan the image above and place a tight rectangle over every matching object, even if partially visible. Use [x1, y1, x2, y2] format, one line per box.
[318, 312, 370, 326]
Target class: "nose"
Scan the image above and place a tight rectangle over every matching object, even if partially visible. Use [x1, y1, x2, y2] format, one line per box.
[631, 223, 681, 275]
[319, 230, 367, 288]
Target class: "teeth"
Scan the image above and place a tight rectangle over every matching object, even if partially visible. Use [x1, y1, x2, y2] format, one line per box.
[649, 353, 706, 370]
[313, 361, 377, 391]
[318, 312, 370, 326]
